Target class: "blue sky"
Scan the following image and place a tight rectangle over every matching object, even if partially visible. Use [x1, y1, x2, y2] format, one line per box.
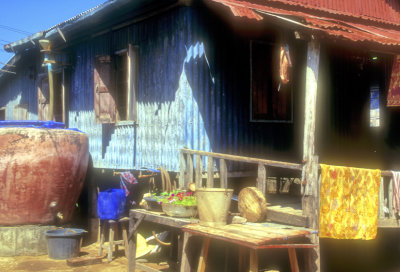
[0, 0, 106, 66]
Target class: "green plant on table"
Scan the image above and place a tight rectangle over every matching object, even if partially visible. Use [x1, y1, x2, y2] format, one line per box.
[154, 190, 196, 206]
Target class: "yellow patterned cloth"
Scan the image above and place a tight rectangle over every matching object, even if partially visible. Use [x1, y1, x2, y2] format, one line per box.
[319, 164, 381, 240]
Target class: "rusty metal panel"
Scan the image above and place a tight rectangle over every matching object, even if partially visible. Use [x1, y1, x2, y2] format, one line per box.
[258, 0, 400, 26]
[210, 0, 400, 47]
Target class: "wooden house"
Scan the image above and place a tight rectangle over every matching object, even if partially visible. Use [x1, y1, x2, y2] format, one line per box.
[2, 0, 400, 271]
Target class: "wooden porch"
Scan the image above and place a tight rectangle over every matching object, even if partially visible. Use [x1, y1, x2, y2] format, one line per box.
[179, 147, 400, 229]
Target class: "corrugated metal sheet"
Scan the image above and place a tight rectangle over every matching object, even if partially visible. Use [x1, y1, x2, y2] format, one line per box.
[67, 6, 298, 171]
[264, 0, 400, 26]
[0, 54, 40, 121]
[210, 0, 400, 47]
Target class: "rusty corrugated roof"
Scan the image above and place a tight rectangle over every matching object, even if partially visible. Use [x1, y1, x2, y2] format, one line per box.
[264, 0, 400, 27]
[210, 0, 400, 48]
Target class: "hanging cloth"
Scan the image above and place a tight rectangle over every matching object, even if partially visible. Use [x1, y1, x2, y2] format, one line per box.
[387, 55, 400, 107]
[120, 171, 138, 197]
[319, 164, 381, 240]
[392, 171, 400, 216]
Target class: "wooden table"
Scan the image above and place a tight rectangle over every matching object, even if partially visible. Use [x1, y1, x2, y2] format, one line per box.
[181, 222, 316, 272]
[127, 209, 198, 272]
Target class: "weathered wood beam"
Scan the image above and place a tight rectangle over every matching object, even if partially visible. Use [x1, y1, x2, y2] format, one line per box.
[301, 37, 321, 272]
[207, 156, 214, 188]
[187, 154, 193, 188]
[220, 159, 227, 189]
[182, 148, 302, 170]
[257, 164, 267, 196]
[179, 151, 185, 189]
[302, 38, 320, 196]
[195, 155, 203, 188]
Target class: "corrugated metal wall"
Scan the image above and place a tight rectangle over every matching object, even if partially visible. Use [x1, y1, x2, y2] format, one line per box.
[0, 52, 40, 121]
[67, 5, 301, 171]
[0, 5, 301, 172]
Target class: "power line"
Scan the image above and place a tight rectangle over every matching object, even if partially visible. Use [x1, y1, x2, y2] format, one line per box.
[0, 24, 32, 35]
[0, 38, 10, 43]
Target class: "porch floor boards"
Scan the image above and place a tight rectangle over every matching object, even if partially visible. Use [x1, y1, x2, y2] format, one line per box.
[265, 194, 307, 227]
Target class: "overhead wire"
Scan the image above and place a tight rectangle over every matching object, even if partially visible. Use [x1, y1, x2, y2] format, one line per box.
[0, 24, 32, 35]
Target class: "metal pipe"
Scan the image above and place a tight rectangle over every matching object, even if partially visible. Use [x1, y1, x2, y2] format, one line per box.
[39, 40, 55, 121]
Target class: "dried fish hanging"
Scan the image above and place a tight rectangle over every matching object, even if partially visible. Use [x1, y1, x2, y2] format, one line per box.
[278, 44, 292, 91]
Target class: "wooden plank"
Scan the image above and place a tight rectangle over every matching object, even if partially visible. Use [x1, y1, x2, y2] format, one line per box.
[389, 177, 394, 218]
[179, 151, 185, 189]
[267, 206, 308, 227]
[197, 237, 210, 272]
[302, 38, 320, 195]
[238, 247, 247, 272]
[182, 148, 302, 170]
[180, 232, 193, 272]
[183, 223, 311, 249]
[249, 249, 258, 272]
[129, 209, 198, 228]
[379, 177, 385, 219]
[128, 214, 144, 272]
[195, 155, 203, 189]
[257, 164, 267, 196]
[301, 37, 321, 272]
[288, 248, 299, 272]
[127, 44, 138, 121]
[136, 263, 164, 272]
[187, 154, 193, 188]
[207, 157, 214, 188]
[220, 159, 227, 189]
[98, 221, 105, 256]
[378, 218, 400, 228]
[66, 255, 105, 267]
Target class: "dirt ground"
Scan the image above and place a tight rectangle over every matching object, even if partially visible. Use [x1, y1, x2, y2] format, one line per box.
[0, 242, 170, 272]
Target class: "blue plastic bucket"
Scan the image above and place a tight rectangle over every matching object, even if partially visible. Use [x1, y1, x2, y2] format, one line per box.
[45, 228, 85, 260]
[97, 189, 126, 220]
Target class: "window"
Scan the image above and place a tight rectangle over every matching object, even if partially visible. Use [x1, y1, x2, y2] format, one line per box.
[250, 41, 292, 122]
[94, 44, 138, 124]
[0, 108, 5, 120]
[370, 83, 380, 127]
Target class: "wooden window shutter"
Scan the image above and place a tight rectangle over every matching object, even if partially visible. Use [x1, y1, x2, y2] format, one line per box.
[38, 76, 50, 121]
[94, 55, 116, 123]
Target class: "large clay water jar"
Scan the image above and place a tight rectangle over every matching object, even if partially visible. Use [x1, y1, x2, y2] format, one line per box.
[196, 188, 233, 227]
[0, 121, 89, 225]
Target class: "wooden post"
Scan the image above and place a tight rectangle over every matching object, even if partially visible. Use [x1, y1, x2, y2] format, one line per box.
[128, 214, 144, 272]
[301, 38, 321, 272]
[249, 249, 258, 272]
[288, 248, 300, 272]
[197, 237, 210, 272]
[207, 156, 214, 188]
[195, 155, 203, 188]
[389, 177, 394, 218]
[220, 159, 227, 189]
[188, 154, 194, 188]
[179, 150, 185, 189]
[257, 164, 267, 196]
[180, 232, 193, 272]
[379, 177, 385, 219]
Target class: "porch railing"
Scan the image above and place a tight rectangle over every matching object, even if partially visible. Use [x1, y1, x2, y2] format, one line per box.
[179, 148, 302, 196]
[179, 148, 400, 228]
[379, 171, 400, 227]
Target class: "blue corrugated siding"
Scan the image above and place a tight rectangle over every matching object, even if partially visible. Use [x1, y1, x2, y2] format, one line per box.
[69, 5, 299, 171]
[1, 5, 299, 172]
[0, 54, 39, 120]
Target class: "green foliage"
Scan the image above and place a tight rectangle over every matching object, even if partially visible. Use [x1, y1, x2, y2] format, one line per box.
[155, 190, 196, 206]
